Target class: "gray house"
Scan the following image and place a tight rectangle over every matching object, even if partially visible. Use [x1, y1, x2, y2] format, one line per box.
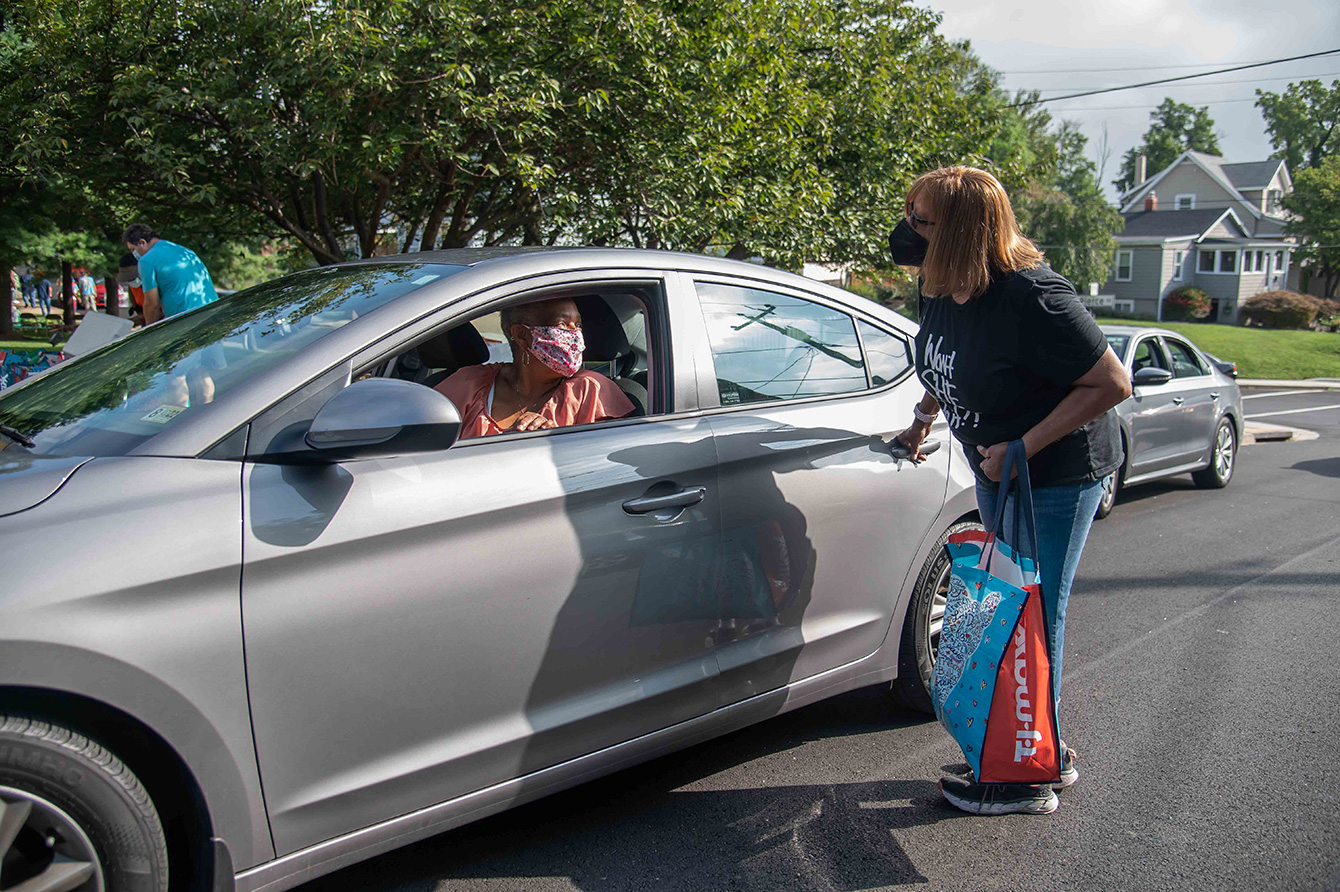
[1101, 151, 1295, 323]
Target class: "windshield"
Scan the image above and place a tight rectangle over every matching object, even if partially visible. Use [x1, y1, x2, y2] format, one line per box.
[1104, 333, 1130, 360]
[0, 263, 464, 457]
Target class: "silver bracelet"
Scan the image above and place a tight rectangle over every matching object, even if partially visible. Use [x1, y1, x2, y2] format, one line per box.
[912, 404, 938, 424]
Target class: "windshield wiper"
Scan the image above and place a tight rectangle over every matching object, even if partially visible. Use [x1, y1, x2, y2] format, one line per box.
[0, 424, 36, 449]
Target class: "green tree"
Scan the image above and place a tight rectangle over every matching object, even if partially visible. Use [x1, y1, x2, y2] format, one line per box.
[1114, 98, 1222, 193]
[1256, 79, 1340, 172]
[4, 0, 998, 270]
[1015, 123, 1124, 290]
[1284, 155, 1340, 299]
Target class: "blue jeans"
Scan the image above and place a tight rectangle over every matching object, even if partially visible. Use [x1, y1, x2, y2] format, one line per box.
[974, 477, 1104, 707]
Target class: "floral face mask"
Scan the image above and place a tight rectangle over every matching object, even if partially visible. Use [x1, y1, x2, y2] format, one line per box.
[527, 325, 585, 377]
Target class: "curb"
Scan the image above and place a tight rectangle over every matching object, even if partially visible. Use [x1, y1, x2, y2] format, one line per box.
[1243, 421, 1320, 444]
[1238, 378, 1340, 391]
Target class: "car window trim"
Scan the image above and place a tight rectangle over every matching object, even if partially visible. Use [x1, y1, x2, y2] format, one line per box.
[686, 274, 915, 414]
[1131, 335, 1171, 372]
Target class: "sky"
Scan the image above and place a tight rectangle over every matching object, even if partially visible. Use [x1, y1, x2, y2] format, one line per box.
[926, 0, 1340, 203]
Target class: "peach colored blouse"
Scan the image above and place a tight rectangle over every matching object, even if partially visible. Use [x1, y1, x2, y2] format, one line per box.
[435, 363, 636, 439]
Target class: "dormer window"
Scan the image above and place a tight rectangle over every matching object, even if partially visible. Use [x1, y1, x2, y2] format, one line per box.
[1175, 194, 1195, 211]
[1267, 189, 1283, 215]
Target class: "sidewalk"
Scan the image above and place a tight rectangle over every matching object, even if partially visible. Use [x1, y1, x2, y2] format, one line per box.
[1238, 377, 1340, 390]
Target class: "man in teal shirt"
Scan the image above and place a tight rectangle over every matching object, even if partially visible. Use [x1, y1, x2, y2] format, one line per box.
[121, 223, 218, 323]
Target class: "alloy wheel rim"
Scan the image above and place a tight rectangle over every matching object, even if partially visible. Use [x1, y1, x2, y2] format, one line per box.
[1215, 425, 1234, 479]
[0, 786, 104, 892]
[1101, 474, 1116, 511]
[926, 561, 952, 666]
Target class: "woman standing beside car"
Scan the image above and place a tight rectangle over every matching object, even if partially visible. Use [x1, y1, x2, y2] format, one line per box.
[892, 166, 1132, 816]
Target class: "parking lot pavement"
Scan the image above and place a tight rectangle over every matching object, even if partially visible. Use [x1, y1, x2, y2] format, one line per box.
[296, 419, 1338, 892]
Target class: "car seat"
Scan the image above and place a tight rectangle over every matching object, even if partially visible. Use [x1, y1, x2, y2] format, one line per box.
[416, 323, 490, 390]
[574, 295, 648, 416]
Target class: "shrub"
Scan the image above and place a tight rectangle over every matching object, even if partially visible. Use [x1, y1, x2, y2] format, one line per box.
[1164, 286, 1212, 321]
[1239, 290, 1325, 329]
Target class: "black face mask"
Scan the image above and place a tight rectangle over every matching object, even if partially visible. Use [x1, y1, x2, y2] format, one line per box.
[888, 218, 929, 267]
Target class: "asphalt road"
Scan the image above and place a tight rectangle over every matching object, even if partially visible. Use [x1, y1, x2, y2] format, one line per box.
[299, 390, 1339, 892]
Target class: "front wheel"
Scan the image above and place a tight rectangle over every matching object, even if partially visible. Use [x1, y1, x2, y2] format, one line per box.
[1192, 418, 1236, 489]
[0, 715, 169, 892]
[891, 520, 984, 714]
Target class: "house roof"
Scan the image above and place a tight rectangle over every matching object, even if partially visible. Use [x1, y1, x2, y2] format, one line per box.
[1220, 160, 1286, 190]
[1116, 208, 1241, 240]
[1119, 151, 1291, 220]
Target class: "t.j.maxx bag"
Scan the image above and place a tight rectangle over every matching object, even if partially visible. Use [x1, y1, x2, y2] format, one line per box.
[930, 440, 1061, 784]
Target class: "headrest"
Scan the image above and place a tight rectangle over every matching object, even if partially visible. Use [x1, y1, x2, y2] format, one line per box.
[575, 295, 630, 363]
[418, 322, 489, 369]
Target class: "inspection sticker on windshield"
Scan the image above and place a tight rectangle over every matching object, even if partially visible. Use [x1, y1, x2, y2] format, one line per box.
[141, 405, 186, 424]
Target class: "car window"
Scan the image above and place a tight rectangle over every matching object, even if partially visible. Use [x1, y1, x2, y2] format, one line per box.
[1163, 338, 1208, 378]
[696, 281, 866, 405]
[1104, 333, 1130, 360]
[0, 263, 465, 457]
[858, 321, 912, 386]
[378, 287, 661, 442]
[1130, 338, 1169, 374]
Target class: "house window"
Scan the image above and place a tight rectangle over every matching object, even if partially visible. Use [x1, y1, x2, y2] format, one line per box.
[1252, 250, 1265, 273]
[1267, 189, 1283, 215]
[1218, 250, 1237, 273]
[1174, 194, 1196, 211]
[1114, 299, 1134, 314]
[1172, 250, 1185, 281]
[1198, 250, 1215, 273]
[1115, 251, 1133, 282]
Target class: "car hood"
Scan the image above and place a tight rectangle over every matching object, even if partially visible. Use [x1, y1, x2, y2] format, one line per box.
[0, 454, 93, 517]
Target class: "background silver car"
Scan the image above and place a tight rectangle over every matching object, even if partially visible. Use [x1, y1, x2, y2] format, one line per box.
[1095, 324, 1244, 519]
[0, 249, 979, 892]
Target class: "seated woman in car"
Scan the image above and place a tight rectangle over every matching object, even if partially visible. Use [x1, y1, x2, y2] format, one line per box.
[435, 297, 635, 438]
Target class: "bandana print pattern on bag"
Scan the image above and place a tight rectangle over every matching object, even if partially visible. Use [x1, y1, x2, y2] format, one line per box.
[528, 325, 585, 377]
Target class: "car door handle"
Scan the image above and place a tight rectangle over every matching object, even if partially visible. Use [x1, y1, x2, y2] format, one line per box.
[889, 439, 942, 460]
[1172, 397, 1184, 405]
[622, 486, 707, 515]
[1211, 392, 1220, 400]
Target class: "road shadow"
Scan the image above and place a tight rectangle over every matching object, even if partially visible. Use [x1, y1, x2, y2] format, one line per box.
[299, 688, 950, 892]
[1289, 456, 1340, 479]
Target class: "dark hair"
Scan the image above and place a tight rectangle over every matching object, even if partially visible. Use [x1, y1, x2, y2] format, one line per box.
[121, 223, 158, 244]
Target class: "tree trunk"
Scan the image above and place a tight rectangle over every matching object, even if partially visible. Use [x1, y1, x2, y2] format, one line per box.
[0, 267, 13, 336]
[61, 260, 75, 327]
[104, 272, 120, 317]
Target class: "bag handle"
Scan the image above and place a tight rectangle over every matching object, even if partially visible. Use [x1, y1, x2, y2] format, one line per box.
[985, 439, 1040, 571]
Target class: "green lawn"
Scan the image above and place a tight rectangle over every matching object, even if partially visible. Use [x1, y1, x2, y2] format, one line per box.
[1097, 318, 1340, 380]
[0, 335, 65, 352]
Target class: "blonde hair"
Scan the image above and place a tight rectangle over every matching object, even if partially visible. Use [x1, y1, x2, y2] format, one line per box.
[906, 166, 1044, 299]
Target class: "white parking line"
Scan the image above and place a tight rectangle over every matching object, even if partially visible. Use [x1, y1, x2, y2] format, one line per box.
[1245, 403, 1340, 419]
[1242, 390, 1324, 400]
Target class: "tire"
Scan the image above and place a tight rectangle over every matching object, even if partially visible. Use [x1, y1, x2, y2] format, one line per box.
[891, 519, 984, 714]
[1094, 444, 1126, 520]
[0, 715, 169, 892]
[1192, 418, 1236, 489]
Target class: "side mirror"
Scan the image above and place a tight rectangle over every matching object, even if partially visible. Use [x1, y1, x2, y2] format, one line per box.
[303, 378, 462, 460]
[1132, 367, 1173, 387]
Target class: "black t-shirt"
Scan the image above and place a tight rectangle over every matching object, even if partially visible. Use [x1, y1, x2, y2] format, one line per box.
[914, 264, 1121, 488]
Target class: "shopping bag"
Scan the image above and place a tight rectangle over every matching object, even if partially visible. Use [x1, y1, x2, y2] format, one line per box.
[929, 440, 1060, 784]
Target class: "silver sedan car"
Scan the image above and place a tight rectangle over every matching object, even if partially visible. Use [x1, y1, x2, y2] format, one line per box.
[0, 249, 978, 892]
[1095, 324, 1244, 518]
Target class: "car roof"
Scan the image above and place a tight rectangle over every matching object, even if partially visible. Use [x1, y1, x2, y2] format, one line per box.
[1098, 323, 1191, 341]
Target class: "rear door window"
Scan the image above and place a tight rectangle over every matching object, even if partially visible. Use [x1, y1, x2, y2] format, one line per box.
[695, 281, 866, 405]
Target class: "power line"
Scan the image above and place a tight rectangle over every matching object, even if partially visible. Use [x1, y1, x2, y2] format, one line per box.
[1060, 97, 1261, 112]
[1001, 56, 1340, 75]
[1013, 48, 1340, 107]
[1033, 70, 1340, 95]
